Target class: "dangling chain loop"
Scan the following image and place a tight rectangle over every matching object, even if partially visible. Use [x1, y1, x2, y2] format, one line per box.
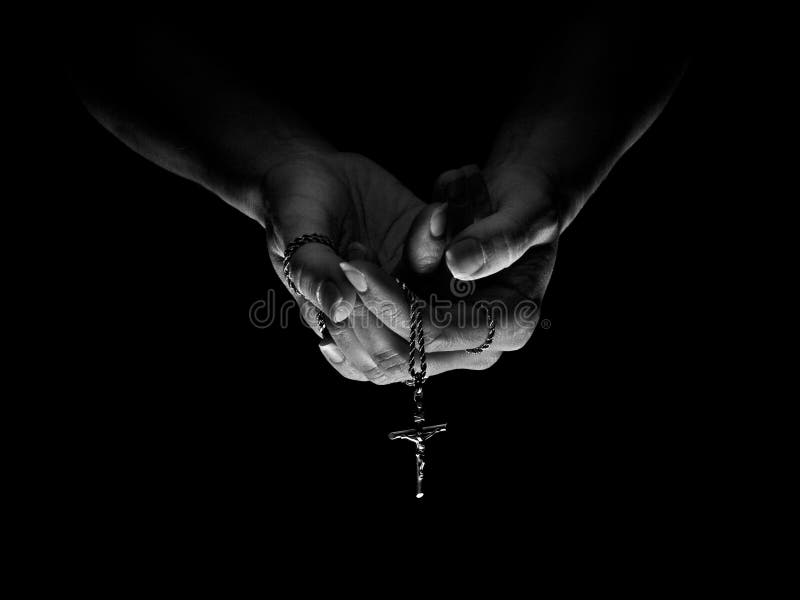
[465, 312, 496, 354]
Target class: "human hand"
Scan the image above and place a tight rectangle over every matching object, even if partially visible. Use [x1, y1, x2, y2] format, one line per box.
[441, 163, 561, 281]
[260, 150, 445, 330]
[318, 165, 558, 384]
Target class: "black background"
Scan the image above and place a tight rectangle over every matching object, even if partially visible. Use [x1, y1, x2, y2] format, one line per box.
[37, 19, 720, 544]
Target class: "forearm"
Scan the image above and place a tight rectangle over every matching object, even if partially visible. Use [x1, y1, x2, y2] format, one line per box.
[487, 9, 689, 231]
[69, 22, 332, 226]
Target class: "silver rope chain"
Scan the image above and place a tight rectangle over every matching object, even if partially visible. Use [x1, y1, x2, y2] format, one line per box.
[396, 278, 427, 387]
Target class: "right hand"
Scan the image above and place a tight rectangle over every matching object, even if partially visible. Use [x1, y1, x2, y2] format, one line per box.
[440, 163, 561, 281]
[317, 164, 559, 384]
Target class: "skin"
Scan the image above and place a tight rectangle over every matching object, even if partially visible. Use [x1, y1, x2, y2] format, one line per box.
[68, 10, 688, 384]
[322, 10, 689, 381]
[321, 167, 557, 384]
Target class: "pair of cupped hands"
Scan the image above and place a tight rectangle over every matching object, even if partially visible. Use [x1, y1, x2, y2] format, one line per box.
[262, 151, 560, 384]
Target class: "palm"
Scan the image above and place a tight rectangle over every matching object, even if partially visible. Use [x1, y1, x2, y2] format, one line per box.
[263, 152, 425, 278]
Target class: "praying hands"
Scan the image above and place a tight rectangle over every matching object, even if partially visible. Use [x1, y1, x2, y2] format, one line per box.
[286, 160, 559, 383]
[69, 10, 687, 384]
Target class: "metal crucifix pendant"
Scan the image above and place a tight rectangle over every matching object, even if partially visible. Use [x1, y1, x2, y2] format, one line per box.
[388, 382, 446, 499]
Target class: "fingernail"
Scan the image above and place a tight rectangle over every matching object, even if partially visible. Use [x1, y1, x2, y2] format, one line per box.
[446, 238, 485, 279]
[339, 262, 368, 293]
[429, 203, 447, 238]
[318, 280, 349, 322]
[320, 342, 344, 364]
[332, 300, 351, 323]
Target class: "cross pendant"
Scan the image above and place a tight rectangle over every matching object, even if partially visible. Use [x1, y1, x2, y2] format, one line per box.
[388, 382, 446, 499]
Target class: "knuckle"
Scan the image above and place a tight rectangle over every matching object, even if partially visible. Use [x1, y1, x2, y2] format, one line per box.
[426, 328, 447, 350]
[362, 364, 391, 385]
[363, 356, 410, 386]
[341, 369, 365, 382]
[327, 325, 350, 346]
[370, 348, 406, 372]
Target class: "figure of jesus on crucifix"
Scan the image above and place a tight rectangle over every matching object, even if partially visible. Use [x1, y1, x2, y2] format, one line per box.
[389, 423, 447, 498]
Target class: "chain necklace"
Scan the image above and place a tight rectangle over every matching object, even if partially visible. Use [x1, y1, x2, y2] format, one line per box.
[387, 279, 447, 499]
[283, 234, 447, 499]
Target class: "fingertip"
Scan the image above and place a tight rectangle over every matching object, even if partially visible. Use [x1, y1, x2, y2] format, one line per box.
[319, 340, 345, 364]
[445, 238, 486, 280]
[429, 202, 447, 239]
[407, 203, 448, 275]
[299, 300, 325, 338]
[332, 300, 352, 323]
[339, 262, 368, 293]
[318, 280, 355, 323]
[318, 340, 370, 381]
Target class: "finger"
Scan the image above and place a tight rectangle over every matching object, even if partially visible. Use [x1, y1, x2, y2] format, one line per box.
[285, 242, 357, 323]
[464, 167, 495, 221]
[338, 260, 417, 338]
[433, 166, 476, 205]
[331, 309, 504, 383]
[355, 346, 504, 382]
[265, 166, 358, 322]
[433, 164, 493, 234]
[324, 307, 406, 385]
[318, 339, 369, 381]
[345, 241, 374, 262]
[348, 311, 502, 376]
[442, 240, 557, 351]
[299, 299, 325, 338]
[445, 199, 558, 281]
[433, 164, 479, 206]
[427, 349, 503, 375]
[347, 302, 420, 385]
[405, 202, 448, 274]
[440, 166, 559, 281]
[339, 260, 515, 352]
[319, 268, 508, 383]
[318, 288, 491, 385]
[330, 293, 503, 383]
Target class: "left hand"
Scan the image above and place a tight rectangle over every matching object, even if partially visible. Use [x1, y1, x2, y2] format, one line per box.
[260, 149, 442, 324]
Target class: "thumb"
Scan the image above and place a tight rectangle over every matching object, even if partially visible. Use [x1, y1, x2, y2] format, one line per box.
[403, 164, 488, 275]
[445, 181, 559, 281]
